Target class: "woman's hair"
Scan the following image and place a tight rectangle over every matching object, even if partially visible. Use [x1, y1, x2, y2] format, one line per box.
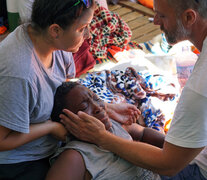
[167, 0, 207, 18]
[51, 81, 80, 122]
[31, 0, 94, 32]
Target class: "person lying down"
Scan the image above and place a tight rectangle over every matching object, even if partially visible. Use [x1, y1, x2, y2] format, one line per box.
[46, 81, 164, 180]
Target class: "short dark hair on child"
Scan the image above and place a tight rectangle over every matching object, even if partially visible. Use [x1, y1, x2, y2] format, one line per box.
[51, 81, 80, 122]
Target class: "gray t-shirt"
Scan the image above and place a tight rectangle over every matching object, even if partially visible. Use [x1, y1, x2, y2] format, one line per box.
[0, 24, 75, 163]
[51, 119, 160, 180]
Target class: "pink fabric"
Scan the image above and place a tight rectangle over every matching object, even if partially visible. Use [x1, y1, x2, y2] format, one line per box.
[73, 40, 96, 77]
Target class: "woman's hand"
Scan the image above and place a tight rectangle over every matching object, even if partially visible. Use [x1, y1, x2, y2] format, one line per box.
[106, 103, 141, 125]
[49, 120, 68, 142]
[60, 109, 105, 144]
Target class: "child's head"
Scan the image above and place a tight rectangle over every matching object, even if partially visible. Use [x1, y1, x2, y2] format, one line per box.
[51, 81, 112, 130]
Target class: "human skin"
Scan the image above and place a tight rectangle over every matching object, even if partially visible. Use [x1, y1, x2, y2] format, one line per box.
[60, 0, 207, 176]
[0, 5, 95, 152]
[46, 84, 164, 180]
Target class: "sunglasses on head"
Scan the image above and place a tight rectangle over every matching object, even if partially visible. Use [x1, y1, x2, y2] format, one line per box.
[55, 0, 92, 18]
[71, 0, 91, 9]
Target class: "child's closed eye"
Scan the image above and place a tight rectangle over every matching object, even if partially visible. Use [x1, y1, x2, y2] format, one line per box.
[79, 103, 88, 112]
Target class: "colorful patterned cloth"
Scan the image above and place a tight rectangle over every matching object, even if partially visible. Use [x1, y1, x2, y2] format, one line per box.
[89, 2, 132, 63]
[79, 67, 179, 132]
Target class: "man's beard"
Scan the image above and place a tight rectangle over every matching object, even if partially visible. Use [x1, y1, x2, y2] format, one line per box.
[163, 18, 191, 45]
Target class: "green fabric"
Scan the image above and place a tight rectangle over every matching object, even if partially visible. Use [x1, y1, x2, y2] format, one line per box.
[7, 12, 19, 32]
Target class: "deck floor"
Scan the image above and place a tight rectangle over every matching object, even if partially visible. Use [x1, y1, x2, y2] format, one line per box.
[108, 1, 161, 43]
[0, 2, 161, 44]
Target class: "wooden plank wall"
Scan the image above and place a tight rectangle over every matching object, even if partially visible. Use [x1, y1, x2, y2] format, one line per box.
[108, 1, 161, 43]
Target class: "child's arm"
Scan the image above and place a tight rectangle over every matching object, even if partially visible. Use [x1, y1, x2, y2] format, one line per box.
[123, 124, 165, 148]
[46, 149, 91, 180]
[106, 103, 141, 125]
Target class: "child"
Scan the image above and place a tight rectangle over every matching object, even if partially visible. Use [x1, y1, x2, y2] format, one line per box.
[46, 81, 164, 180]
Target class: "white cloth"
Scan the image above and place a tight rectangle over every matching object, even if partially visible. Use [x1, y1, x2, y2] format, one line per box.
[18, 0, 34, 22]
[165, 37, 207, 177]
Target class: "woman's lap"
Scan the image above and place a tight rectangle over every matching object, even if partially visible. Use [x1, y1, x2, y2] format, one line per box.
[0, 158, 50, 180]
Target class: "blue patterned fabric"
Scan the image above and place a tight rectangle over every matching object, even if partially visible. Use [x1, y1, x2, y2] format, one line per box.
[79, 67, 179, 131]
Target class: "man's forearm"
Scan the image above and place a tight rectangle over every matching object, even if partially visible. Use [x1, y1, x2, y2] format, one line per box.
[98, 131, 166, 172]
[97, 130, 202, 176]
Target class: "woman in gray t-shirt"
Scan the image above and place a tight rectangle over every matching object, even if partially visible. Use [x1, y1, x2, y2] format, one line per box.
[0, 0, 95, 179]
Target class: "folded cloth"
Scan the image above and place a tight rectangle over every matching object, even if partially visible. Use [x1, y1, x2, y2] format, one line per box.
[89, 2, 132, 61]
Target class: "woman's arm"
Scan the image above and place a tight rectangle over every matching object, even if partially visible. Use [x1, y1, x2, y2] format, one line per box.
[60, 109, 204, 176]
[0, 120, 67, 151]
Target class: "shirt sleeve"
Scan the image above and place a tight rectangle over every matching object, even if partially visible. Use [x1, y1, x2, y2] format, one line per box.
[166, 86, 207, 148]
[65, 52, 76, 79]
[0, 76, 32, 133]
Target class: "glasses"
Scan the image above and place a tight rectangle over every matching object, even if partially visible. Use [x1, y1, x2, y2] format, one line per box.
[55, 0, 91, 19]
[71, 0, 91, 8]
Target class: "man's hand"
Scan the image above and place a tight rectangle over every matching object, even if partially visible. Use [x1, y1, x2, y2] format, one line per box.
[60, 109, 106, 144]
[106, 103, 141, 125]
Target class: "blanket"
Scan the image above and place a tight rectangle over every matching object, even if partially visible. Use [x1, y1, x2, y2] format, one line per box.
[89, 2, 132, 62]
[79, 67, 180, 132]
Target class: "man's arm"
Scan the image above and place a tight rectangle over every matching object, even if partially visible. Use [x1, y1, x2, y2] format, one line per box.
[98, 130, 203, 176]
[61, 109, 204, 176]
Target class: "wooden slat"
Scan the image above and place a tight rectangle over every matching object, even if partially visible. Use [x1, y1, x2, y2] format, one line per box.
[113, 7, 133, 16]
[108, 2, 161, 42]
[0, 31, 9, 43]
[133, 29, 162, 43]
[131, 23, 160, 39]
[118, 1, 154, 17]
[121, 11, 143, 23]
[127, 16, 149, 30]
[107, 4, 122, 11]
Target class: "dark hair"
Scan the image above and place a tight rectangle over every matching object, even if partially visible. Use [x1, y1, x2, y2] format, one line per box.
[31, 0, 94, 31]
[51, 81, 80, 122]
[167, 0, 207, 18]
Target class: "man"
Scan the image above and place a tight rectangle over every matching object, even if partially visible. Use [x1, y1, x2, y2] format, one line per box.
[60, 0, 207, 179]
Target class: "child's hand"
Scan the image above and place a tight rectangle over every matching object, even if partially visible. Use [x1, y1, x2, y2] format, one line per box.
[49, 121, 68, 142]
[106, 103, 141, 125]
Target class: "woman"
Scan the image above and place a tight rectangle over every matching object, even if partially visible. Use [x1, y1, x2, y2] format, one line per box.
[0, 1, 139, 179]
[0, 0, 95, 179]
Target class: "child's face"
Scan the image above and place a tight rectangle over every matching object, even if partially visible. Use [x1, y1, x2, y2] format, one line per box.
[64, 85, 112, 130]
